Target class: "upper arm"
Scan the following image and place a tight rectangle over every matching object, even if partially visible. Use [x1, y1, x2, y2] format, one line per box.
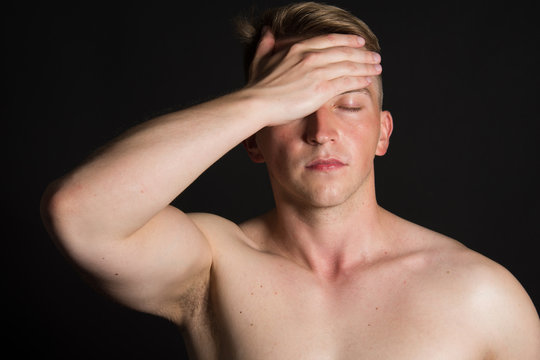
[473, 261, 540, 359]
[57, 205, 215, 322]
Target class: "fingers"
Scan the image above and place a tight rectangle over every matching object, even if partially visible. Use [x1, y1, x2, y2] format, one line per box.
[327, 75, 375, 95]
[288, 34, 382, 80]
[309, 60, 381, 98]
[251, 32, 380, 83]
[313, 60, 382, 80]
[295, 41, 382, 92]
[295, 33, 365, 50]
[300, 46, 381, 68]
[249, 32, 382, 105]
[245, 33, 384, 126]
[300, 35, 382, 90]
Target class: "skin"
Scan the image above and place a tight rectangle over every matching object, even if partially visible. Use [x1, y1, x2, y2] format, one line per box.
[41, 28, 540, 359]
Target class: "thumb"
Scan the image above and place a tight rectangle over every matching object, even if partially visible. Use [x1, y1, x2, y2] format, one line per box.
[249, 27, 275, 82]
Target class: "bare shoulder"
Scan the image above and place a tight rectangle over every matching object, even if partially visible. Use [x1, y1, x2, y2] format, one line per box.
[446, 246, 540, 358]
[188, 212, 261, 251]
[388, 211, 540, 358]
[453, 248, 540, 358]
[188, 212, 243, 239]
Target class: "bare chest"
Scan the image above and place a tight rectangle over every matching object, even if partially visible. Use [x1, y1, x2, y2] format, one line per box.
[185, 252, 484, 360]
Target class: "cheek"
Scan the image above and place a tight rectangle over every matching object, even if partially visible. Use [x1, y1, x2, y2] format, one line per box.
[347, 121, 381, 154]
[257, 126, 300, 157]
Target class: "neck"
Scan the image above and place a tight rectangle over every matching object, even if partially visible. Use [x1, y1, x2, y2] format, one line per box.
[267, 175, 389, 279]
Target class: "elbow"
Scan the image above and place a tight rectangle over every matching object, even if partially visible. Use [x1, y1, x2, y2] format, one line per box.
[40, 177, 81, 245]
[41, 179, 104, 277]
[41, 178, 62, 233]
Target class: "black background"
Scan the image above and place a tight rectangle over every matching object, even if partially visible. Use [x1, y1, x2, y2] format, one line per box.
[4, 0, 539, 358]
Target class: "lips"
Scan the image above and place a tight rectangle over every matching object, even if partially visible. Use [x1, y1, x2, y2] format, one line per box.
[305, 158, 347, 171]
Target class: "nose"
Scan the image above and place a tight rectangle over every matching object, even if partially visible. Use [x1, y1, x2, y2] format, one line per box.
[304, 107, 340, 145]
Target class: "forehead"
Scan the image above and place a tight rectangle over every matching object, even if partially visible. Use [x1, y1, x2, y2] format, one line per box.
[334, 86, 379, 106]
[340, 88, 371, 96]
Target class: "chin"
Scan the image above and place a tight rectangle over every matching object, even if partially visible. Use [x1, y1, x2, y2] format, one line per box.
[272, 169, 370, 209]
[298, 183, 358, 209]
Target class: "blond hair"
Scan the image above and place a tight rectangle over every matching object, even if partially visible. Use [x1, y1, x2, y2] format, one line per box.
[235, 2, 383, 108]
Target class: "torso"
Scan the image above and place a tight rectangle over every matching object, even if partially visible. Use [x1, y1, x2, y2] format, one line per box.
[181, 211, 493, 359]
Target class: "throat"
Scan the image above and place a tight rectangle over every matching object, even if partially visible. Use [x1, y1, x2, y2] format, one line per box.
[304, 251, 353, 282]
[264, 208, 387, 281]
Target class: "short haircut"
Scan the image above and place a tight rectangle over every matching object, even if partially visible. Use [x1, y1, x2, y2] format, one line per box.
[235, 1, 383, 108]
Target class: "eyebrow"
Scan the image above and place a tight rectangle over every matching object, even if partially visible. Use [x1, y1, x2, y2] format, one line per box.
[340, 88, 371, 96]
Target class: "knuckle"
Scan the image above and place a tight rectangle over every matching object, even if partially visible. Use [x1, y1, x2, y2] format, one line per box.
[345, 61, 358, 72]
[310, 67, 324, 78]
[302, 51, 319, 65]
[343, 76, 367, 89]
[360, 76, 372, 87]
[314, 80, 332, 94]
[340, 76, 353, 88]
[325, 34, 338, 44]
[340, 46, 355, 56]
[289, 42, 304, 54]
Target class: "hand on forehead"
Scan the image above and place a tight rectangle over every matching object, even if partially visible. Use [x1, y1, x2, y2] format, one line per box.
[249, 32, 381, 97]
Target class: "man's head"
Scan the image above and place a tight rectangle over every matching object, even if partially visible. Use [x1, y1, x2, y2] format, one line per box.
[236, 1, 383, 109]
[239, 2, 392, 209]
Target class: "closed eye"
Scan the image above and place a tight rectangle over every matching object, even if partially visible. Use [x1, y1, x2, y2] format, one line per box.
[337, 106, 363, 112]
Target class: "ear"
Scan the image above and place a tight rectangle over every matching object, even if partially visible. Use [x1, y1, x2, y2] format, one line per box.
[375, 110, 393, 156]
[242, 134, 265, 163]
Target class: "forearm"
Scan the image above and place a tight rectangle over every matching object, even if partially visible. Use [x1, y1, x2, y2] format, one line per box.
[45, 89, 266, 241]
[43, 32, 381, 244]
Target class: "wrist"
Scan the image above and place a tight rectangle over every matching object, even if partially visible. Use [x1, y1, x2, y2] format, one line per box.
[224, 87, 277, 129]
[233, 86, 288, 128]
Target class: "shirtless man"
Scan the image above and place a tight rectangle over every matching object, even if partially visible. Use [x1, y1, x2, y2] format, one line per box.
[41, 2, 540, 359]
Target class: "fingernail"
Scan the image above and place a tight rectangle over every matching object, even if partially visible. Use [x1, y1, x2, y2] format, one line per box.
[375, 64, 382, 72]
[373, 53, 381, 62]
[357, 36, 365, 45]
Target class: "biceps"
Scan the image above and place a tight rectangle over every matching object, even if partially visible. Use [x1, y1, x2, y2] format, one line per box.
[78, 205, 212, 315]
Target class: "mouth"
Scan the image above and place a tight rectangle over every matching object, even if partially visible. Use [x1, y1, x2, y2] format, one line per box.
[305, 158, 347, 171]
